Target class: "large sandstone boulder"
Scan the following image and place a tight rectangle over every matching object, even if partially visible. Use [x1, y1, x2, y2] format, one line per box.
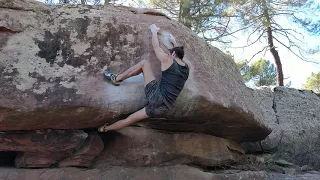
[244, 87, 320, 167]
[0, 130, 103, 168]
[95, 127, 244, 167]
[0, 0, 270, 142]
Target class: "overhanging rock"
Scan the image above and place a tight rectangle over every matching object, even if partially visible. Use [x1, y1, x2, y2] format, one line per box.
[0, 0, 270, 142]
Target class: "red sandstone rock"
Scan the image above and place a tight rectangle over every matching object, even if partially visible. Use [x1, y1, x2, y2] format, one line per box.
[94, 127, 244, 168]
[0, 130, 87, 168]
[59, 132, 104, 167]
[0, 0, 270, 142]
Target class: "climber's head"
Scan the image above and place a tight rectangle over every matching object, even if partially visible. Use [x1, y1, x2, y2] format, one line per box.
[169, 46, 184, 60]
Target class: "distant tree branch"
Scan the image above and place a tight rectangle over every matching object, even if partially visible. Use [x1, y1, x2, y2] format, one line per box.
[273, 36, 319, 64]
[231, 30, 266, 48]
[247, 25, 264, 44]
[273, 29, 304, 44]
[221, 23, 255, 37]
[248, 46, 268, 62]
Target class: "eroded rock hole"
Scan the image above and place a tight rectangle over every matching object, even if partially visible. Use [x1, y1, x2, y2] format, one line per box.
[0, 151, 17, 167]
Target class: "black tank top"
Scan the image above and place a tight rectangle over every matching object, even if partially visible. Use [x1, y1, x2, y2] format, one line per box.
[159, 59, 189, 108]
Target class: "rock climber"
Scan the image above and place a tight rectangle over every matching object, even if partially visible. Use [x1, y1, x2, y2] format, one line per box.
[98, 24, 189, 132]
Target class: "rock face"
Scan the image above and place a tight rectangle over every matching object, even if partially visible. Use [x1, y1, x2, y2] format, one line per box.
[0, 127, 243, 169]
[1, 166, 320, 180]
[0, 166, 269, 180]
[0, 130, 87, 168]
[245, 87, 320, 167]
[0, 0, 270, 142]
[0, 130, 103, 168]
[95, 127, 244, 167]
[2, 0, 320, 178]
[58, 131, 104, 167]
[268, 172, 320, 180]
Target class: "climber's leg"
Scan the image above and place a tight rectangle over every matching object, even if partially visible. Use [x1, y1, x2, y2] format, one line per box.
[115, 60, 156, 87]
[98, 108, 148, 132]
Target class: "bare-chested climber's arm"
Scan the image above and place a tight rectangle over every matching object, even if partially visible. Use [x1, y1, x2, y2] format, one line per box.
[150, 24, 169, 63]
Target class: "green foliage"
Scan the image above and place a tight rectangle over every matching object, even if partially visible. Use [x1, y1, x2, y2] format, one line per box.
[249, 59, 277, 86]
[227, 51, 277, 86]
[303, 72, 320, 93]
[235, 60, 250, 80]
[229, 0, 320, 55]
[293, 1, 320, 35]
[227, 0, 320, 86]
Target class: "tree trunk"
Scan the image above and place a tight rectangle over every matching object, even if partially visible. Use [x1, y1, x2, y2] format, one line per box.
[178, 0, 182, 23]
[105, 0, 110, 5]
[181, 0, 192, 28]
[262, 0, 284, 86]
[81, 0, 86, 4]
[60, 0, 69, 3]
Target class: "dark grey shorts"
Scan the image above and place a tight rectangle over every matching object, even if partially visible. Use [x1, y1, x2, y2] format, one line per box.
[145, 80, 169, 117]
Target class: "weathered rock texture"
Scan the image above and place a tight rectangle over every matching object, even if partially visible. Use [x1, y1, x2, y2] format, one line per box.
[268, 172, 320, 180]
[1, 166, 320, 180]
[0, 0, 270, 142]
[95, 127, 244, 167]
[58, 131, 104, 167]
[0, 166, 269, 180]
[245, 87, 320, 167]
[0, 130, 103, 168]
[0, 129, 87, 168]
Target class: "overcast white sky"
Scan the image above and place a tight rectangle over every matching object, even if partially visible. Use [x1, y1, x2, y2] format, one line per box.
[36, 0, 320, 88]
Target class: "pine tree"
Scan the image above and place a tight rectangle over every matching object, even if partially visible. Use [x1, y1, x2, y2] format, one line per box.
[228, 0, 320, 86]
[304, 72, 320, 93]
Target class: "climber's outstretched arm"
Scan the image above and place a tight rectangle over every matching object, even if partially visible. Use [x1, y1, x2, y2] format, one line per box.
[150, 24, 169, 63]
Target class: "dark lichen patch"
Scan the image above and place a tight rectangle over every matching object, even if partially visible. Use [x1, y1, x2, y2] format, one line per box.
[104, 23, 140, 51]
[2, 68, 19, 77]
[31, 74, 79, 106]
[33, 81, 80, 108]
[28, 72, 46, 82]
[36, 15, 142, 74]
[78, 8, 91, 14]
[82, 22, 142, 75]
[35, 31, 61, 65]
[0, 67, 18, 84]
[73, 16, 90, 40]
[66, 57, 87, 68]
[104, 23, 129, 48]
[0, 67, 19, 95]
[0, 27, 15, 49]
[60, 19, 68, 24]
[112, 17, 117, 24]
[36, 16, 91, 67]
[45, 76, 63, 84]
[92, 17, 101, 26]
[69, 76, 76, 82]
[35, 28, 88, 68]
[0, 67, 5, 77]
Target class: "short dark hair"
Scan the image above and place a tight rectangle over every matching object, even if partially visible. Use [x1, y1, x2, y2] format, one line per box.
[169, 46, 184, 59]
